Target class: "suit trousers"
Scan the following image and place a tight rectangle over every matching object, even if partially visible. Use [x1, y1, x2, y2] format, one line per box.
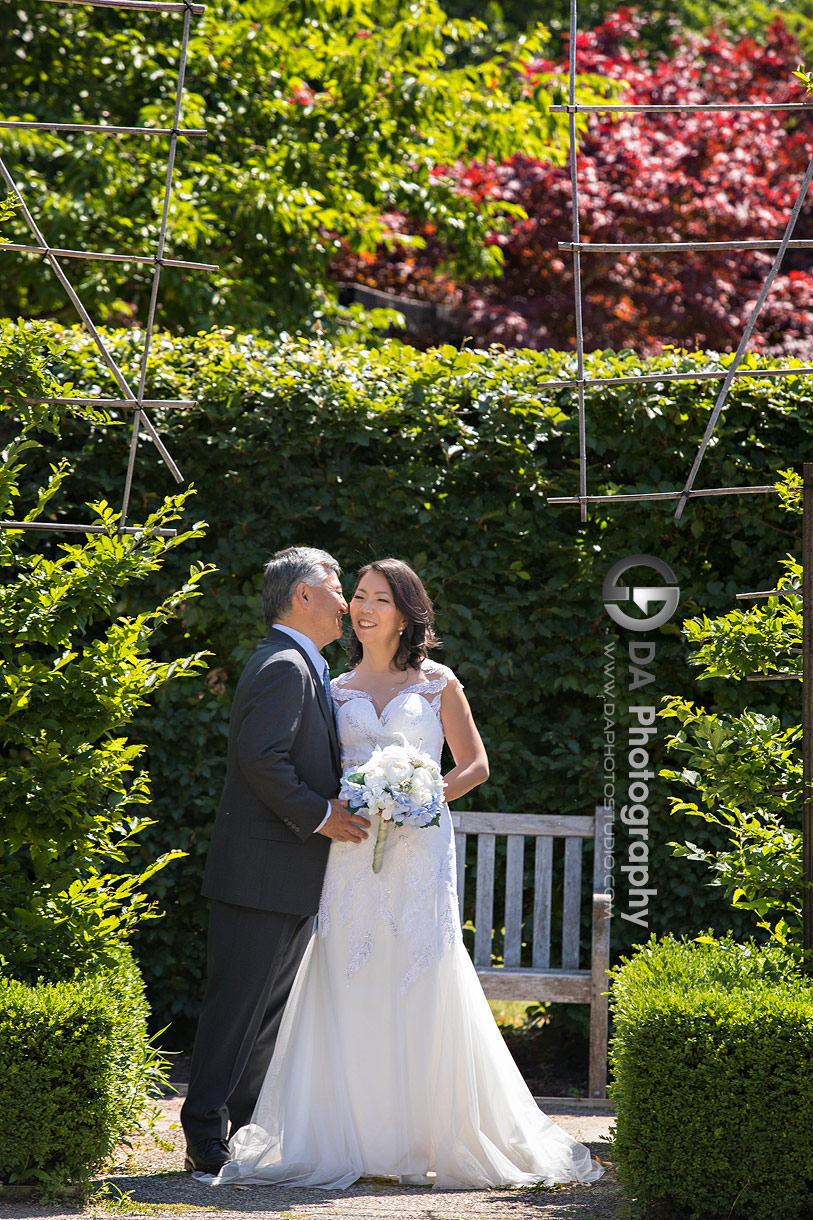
[180, 899, 314, 1145]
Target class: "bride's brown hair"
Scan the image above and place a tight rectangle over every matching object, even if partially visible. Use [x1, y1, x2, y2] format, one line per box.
[346, 558, 440, 672]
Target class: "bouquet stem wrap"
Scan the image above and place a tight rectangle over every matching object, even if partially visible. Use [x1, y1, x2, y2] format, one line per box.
[372, 820, 390, 874]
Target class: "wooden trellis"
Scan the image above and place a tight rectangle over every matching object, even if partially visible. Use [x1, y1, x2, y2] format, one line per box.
[0, 0, 214, 538]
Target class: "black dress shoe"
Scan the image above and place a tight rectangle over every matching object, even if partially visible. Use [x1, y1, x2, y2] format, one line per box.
[184, 1137, 232, 1174]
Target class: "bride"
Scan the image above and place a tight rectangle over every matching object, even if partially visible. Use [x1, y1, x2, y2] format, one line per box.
[211, 558, 604, 1191]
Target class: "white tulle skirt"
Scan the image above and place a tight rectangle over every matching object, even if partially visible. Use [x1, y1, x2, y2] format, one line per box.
[211, 892, 603, 1191]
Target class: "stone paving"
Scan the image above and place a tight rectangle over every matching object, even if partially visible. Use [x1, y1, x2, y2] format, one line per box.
[0, 1090, 621, 1220]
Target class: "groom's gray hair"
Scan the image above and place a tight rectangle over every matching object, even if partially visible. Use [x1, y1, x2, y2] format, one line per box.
[262, 546, 341, 626]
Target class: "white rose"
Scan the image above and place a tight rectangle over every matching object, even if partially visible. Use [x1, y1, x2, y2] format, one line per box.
[379, 796, 397, 821]
[380, 755, 412, 785]
[364, 765, 387, 789]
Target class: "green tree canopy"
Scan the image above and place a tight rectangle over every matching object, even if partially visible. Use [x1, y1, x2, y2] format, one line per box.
[0, 0, 609, 334]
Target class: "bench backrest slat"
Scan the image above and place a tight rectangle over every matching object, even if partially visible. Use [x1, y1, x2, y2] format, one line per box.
[561, 836, 584, 969]
[473, 832, 496, 968]
[503, 834, 525, 967]
[532, 835, 553, 969]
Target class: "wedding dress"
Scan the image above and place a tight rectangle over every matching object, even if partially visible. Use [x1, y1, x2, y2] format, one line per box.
[212, 661, 604, 1191]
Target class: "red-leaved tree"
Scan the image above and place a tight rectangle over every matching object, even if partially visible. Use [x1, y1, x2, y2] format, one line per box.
[333, 10, 813, 355]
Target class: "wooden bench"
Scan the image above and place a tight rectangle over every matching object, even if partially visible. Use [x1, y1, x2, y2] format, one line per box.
[451, 806, 612, 1100]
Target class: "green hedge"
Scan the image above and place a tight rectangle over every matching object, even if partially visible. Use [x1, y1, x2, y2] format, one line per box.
[0, 946, 162, 1190]
[610, 935, 813, 1219]
[13, 324, 811, 1035]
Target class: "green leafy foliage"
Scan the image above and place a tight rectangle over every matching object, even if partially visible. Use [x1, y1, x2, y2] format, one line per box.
[662, 701, 804, 948]
[0, 192, 19, 233]
[0, 0, 597, 334]
[662, 471, 807, 953]
[10, 322, 811, 1034]
[0, 329, 216, 983]
[610, 934, 813, 1219]
[444, 0, 813, 59]
[0, 944, 165, 1190]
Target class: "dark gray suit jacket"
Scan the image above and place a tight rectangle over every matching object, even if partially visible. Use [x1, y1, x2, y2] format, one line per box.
[202, 628, 341, 915]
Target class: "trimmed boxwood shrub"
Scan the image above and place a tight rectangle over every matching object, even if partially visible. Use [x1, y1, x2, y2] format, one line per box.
[610, 934, 813, 1219]
[0, 945, 162, 1190]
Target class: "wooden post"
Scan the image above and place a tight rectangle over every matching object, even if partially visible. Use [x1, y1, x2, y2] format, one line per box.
[803, 462, 813, 967]
[589, 804, 613, 1100]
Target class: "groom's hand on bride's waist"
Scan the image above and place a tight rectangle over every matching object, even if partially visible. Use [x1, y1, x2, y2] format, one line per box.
[317, 799, 371, 843]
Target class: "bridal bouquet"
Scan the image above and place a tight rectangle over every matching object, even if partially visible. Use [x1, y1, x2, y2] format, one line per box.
[339, 742, 445, 873]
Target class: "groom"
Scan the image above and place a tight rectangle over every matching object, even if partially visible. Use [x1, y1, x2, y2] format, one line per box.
[181, 546, 370, 1175]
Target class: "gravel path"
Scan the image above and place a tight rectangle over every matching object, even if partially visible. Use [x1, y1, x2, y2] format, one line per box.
[0, 1091, 622, 1220]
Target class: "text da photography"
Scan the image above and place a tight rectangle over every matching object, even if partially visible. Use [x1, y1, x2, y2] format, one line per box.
[601, 554, 681, 930]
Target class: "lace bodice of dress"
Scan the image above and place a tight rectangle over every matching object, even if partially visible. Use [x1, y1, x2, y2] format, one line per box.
[320, 661, 463, 993]
[331, 661, 460, 771]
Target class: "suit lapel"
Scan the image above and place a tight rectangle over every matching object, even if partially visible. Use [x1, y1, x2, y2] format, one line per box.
[267, 628, 341, 773]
